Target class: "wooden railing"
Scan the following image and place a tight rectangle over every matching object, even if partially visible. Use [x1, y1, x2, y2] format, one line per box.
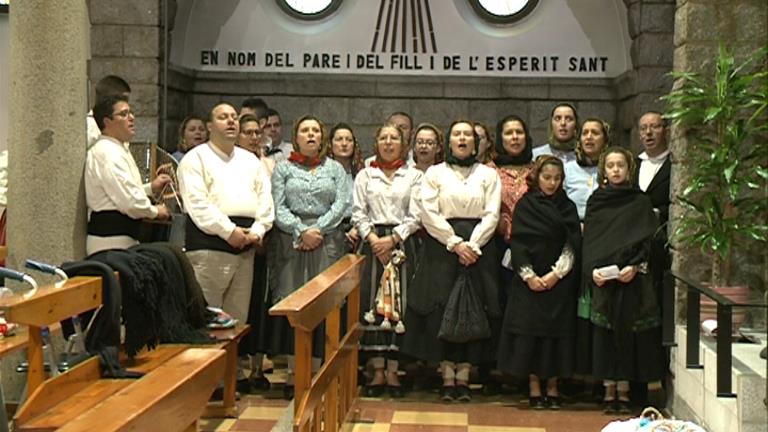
[270, 254, 365, 432]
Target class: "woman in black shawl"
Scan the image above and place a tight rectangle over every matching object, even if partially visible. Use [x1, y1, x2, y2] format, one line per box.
[582, 146, 663, 414]
[497, 155, 581, 410]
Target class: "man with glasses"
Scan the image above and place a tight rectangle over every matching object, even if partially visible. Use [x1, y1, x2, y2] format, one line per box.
[85, 95, 171, 255]
[634, 110, 672, 407]
[87, 75, 131, 149]
[636, 111, 670, 225]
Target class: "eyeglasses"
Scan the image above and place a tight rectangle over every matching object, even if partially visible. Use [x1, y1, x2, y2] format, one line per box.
[112, 109, 134, 118]
[241, 129, 263, 137]
[639, 124, 664, 133]
[415, 139, 437, 146]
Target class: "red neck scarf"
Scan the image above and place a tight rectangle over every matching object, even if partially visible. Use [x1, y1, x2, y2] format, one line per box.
[288, 151, 322, 168]
[371, 158, 405, 171]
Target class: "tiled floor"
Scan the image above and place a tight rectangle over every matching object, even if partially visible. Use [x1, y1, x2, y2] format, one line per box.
[200, 387, 621, 432]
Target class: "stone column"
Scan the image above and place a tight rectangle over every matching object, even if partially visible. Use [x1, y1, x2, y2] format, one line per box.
[8, 1, 89, 270]
[4, 0, 89, 403]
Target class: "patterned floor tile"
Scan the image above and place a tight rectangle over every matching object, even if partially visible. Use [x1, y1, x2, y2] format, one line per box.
[467, 426, 546, 432]
[198, 418, 237, 432]
[341, 423, 392, 432]
[391, 410, 469, 426]
[239, 406, 286, 420]
[349, 406, 396, 423]
[388, 425, 468, 432]
[230, 419, 278, 431]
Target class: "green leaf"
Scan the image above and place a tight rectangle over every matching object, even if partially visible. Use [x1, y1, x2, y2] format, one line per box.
[723, 160, 739, 183]
[756, 166, 768, 180]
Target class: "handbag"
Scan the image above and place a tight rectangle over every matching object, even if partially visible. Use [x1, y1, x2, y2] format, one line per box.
[438, 268, 491, 343]
[601, 407, 706, 432]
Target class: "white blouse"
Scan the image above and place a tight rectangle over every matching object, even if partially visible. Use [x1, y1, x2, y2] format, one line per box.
[420, 162, 501, 254]
[352, 166, 423, 242]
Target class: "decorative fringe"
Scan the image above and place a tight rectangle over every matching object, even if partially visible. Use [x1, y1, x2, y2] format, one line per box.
[370, 249, 407, 333]
[364, 310, 376, 324]
[394, 321, 405, 334]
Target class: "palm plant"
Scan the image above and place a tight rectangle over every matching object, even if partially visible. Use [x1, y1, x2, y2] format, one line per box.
[663, 45, 768, 287]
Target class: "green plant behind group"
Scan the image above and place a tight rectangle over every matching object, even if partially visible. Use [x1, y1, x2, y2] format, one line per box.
[663, 45, 768, 287]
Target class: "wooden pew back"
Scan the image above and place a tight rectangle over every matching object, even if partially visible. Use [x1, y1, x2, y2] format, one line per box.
[270, 254, 365, 432]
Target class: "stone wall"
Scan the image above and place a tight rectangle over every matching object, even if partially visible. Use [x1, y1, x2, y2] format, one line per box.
[669, 0, 768, 315]
[166, 70, 617, 157]
[88, 0, 162, 143]
[615, 0, 675, 152]
[162, 1, 675, 156]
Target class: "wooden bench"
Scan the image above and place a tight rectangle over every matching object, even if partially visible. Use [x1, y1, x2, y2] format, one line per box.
[119, 323, 251, 419]
[204, 324, 250, 418]
[57, 348, 224, 432]
[270, 254, 365, 432]
[0, 276, 225, 432]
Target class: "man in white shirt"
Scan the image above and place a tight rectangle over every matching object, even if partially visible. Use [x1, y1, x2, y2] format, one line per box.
[635, 111, 671, 225]
[634, 110, 672, 405]
[85, 95, 171, 255]
[261, 108, 293, 164]
[178, 102, 274, 323]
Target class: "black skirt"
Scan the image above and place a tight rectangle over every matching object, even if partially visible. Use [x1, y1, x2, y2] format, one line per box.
[497, 332, 574, 379]
[592, 325, 664, 382]
[574, 316, 593, 375]
[238, 231, 274, 356]
[401, 219, 500, 364]
[358, 225, 418, 360]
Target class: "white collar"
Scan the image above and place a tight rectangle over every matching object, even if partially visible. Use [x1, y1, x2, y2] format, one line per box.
[639, 149, 670, 163]
[99, 134, 130, 150]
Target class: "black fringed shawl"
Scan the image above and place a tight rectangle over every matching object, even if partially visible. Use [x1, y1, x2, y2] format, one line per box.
[505, 189, 581, 337]
[582, 185, 660, 332]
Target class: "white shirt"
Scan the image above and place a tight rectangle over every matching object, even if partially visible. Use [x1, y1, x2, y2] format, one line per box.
[86, 110, 101, 150]
[532, 143, 577, 164]
[364, 150, 416, 168]
[267, 140, 293, 165]
[178, 142, 274, 241]
[85, 135, 158, 254]
[638, 149, 670, 192]
[420, 162, 501, 254]
[352, 166, 423, 242]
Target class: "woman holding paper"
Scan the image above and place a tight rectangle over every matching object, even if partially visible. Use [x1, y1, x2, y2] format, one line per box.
[496, 155, 581, 410]
[581, 146, 663, 414]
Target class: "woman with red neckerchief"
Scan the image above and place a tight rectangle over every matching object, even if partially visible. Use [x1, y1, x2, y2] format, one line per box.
[268, 115, 349, 399]
[352, 123, 423, 399]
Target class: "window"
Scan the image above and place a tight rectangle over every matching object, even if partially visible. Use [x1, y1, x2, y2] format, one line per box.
[276, 0, 342, 21]
[469, 0, 538, 24]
